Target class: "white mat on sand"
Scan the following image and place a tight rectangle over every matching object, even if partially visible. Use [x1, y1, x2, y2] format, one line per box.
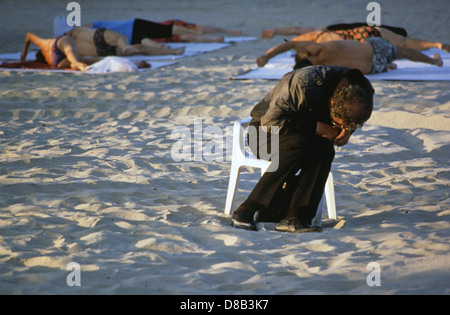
[127, 37, 256, 61]
[126, 42, 231, 61]
[0, 58, 176, 74]
[232, 48, 450, 81]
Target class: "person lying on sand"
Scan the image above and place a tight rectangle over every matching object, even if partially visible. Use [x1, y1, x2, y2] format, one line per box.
[231, 65, 374, 232]
[67, 26, 185, 57]
[84, 18, 242, 44]
[21, 28, 183, 71]
[256, 37, 443, 74]
[261, 22, 450, 52]
[21, 32, 89, 71]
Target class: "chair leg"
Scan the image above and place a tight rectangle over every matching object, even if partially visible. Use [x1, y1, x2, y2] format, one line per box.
[311, 194, 324, 227]
[224, 164, 241, 215]
[325, 172, 337, 219]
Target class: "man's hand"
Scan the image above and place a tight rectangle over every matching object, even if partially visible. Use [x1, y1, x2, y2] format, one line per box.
[333, 128, 351, 146]
[316, 121, 351, 146]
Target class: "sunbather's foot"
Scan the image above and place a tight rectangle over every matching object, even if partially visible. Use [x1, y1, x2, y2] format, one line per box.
[440, 43, 449, 53]
[261, 28, 276, 40]
[173, 47, 186, 55]
[213, 36, 225, 43]
[388, 62, 397, 70]
[433, 53, 443, 67]
[230, 30, 242, 36]
[135, 61, 151, 69]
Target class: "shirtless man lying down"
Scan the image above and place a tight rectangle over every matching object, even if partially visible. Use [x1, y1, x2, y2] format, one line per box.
[256, 37, 443, 74]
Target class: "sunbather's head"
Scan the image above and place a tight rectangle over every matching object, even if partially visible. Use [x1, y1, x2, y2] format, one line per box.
[294, 57, 312, 70]
[35, 50, 46, 63]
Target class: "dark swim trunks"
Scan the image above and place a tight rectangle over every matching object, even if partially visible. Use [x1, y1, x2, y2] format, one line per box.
[131, 19, 198, 43]
[366, 37, 397, 74]
[131, 19, 174, 44]
[94, 28, 117, 56]
[51, 36, 66, 66]
[161, 19, 198, 42]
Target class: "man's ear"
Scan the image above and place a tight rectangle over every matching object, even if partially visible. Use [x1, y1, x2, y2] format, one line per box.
[330, 99, 335, 108]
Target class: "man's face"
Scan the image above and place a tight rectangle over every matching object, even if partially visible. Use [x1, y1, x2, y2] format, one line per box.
[331, 117, 346, 130]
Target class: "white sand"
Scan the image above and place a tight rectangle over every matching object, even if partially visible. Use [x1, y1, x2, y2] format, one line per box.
[0, 0, 449, 295]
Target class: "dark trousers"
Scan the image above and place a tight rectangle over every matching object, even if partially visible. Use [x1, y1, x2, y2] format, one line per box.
[248, 131, 335, 225]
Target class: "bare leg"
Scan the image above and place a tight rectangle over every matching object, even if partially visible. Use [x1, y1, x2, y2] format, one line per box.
[379, 27, 448, 52]
[441, 44, 450, 53]
[178, 34, 225, 43]
[195, 24, 242, 36]
[115, 35, 185, 56]
[396, 46, 443, 67]
[172, 24, 240, 38]
[141, 38, 169, 49]
[119, 44, 185, 56]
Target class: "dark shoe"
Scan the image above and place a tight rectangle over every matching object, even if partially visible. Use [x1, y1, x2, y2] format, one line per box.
[230, 200, 259, 231]
[231, 211, 257, 231]
[293, 223, 322, 233]
[275, 218, 297, 232]
[276, 218, 322, 233]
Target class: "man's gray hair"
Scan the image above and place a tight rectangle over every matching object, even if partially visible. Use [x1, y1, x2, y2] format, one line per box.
[330, 84, 373, 130]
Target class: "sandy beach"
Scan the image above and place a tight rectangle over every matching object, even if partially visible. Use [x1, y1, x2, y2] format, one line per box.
[0, 0, 449, 295]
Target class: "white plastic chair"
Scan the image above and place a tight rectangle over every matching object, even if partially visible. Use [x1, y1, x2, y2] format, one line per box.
[224, 117, 337, 226]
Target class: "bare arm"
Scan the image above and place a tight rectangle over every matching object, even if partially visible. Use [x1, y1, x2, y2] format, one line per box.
[256, 41, 295, 67]
[21, 32, 41, 62]
[58, 37, 87, 71]
[261, 26, 316, 39]
[256, 41, 320, 67]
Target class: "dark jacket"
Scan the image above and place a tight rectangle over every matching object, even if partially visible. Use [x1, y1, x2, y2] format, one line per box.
[250, 65, 373, 136]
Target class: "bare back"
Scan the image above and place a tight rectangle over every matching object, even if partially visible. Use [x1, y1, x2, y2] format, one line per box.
[313, 40, 373, 74]
[292, 30, 343, 43]
[68, 26, 126, 57]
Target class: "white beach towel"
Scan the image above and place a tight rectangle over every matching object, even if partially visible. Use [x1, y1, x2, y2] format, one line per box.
[232, 48, 450, 81]
[84, 56, 138, 73]
[125, 42, 232, 61]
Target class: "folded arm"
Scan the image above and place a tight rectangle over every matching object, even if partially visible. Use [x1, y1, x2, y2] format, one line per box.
[58, 37, 87, 71]
[316, 122, 352, 146]
[21, 32, 41, 62]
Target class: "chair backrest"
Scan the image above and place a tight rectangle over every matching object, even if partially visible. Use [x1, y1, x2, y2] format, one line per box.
[233, 117, 258, 161]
